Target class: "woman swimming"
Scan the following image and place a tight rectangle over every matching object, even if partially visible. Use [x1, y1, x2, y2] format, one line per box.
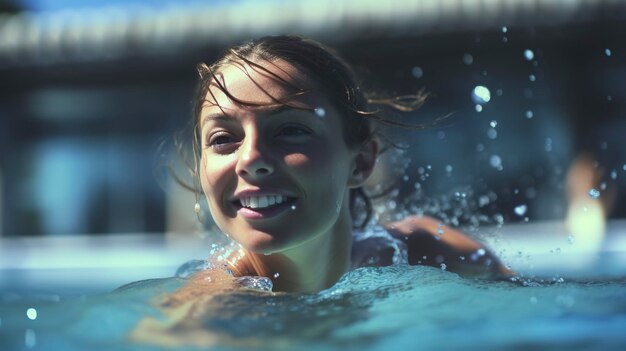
[130, 35, 512, 346]
[184, 35, 511, 293]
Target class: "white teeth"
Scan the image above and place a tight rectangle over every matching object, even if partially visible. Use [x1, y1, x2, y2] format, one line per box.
[239, 195, 288, 209]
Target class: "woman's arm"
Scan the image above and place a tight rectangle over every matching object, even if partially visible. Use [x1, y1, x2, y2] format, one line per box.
[385, 216, 514, 279]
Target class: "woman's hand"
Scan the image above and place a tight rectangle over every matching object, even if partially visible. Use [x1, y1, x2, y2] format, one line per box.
[385, 216, 514, 279]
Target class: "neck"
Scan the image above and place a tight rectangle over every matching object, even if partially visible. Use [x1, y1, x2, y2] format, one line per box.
[231, 206, 353, 293]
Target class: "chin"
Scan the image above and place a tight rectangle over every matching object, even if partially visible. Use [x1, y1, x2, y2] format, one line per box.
[237, 229, 303, 255]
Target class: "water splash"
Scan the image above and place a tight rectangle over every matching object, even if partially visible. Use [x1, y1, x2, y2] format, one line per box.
[236, 276, 273, 292]
[588, 188, 600, 199]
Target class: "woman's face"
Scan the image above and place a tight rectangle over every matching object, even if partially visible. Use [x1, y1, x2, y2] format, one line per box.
[199, 59, 365, 254]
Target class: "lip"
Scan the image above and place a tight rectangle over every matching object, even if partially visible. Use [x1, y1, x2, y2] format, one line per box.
[230, 188, 298, 220]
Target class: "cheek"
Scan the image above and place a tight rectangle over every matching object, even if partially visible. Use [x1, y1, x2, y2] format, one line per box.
[200, 154, 235, 203]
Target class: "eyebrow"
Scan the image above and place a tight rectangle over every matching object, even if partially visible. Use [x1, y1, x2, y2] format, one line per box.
[200, 105, 309, 127]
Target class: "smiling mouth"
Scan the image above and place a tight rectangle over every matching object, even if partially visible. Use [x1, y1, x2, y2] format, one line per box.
[232, 195, 298, 211]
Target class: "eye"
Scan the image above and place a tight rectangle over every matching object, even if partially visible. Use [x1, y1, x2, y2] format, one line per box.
[275, 124, 312, 138]
[206, 132, 238, 152]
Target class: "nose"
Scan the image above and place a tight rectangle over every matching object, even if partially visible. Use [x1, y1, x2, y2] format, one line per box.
[236, 134, 274, 179]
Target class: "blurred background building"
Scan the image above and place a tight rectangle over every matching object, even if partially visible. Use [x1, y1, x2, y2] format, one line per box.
[1, 0, 625, 238]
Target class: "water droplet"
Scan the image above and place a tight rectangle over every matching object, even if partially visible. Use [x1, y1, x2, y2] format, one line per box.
[530, 296, 538, 304]
[25, 329, 36, 349]
[490, 120, 498, 128]
[607, 95, 612, 101]
[459, 256, 465, 261]
[496, 89, 503, 96]
[26, 308, 37, 320]
[524, 49, 534, 61]
[472, 85, 491, 104]
[402, 175, 409, 181]
[611, 170, 617, 179]
[290, 205, 296, 210]
[440, 263, 447, 271]
[568, 235, 575, 244]
[475, 104, 483, 112]
[529, 74, 536, 82]
[487, 128, 497, 139]
[445, 165, 453, 173]
[623, 164, 626, 171]
[263, 252, 272, 256]
[600, 182, 607, 190]
[525, 110, 534, 119]
[544, 138, 552, 152]
[314, 107, 326, 118]
[476, 248, 486, 256]
[502, 37, 508, 43]
[411, 66, 423, 78]
[463, 53, 474, 65]
[489, 155, 502, 169]
[501, 26, 508, 33]
[605, 48, 612, 57]
[556, 247, 561, 254]
[273, 272, 280, 278]
[478, 195, 490, 207]
[588, 188, 600, 199]
[194, 203, 201, 214]
[514, 204, 527, 216]
[476, 143, 485, 152]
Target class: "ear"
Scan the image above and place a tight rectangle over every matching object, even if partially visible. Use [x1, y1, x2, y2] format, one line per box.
[348, 138, 379, 188]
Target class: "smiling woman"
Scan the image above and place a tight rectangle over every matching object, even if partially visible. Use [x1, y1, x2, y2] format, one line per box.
[127, 34, 514, 347]
[171, 35, 511, 294]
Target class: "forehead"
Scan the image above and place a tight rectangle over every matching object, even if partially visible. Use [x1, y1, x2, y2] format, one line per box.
[202, 59, 319, 115]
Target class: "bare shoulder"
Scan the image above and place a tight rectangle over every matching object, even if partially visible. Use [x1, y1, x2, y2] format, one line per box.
[384, 215, 514, 278]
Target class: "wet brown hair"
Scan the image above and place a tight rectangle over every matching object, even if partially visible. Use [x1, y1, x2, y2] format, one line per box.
[188, 35, 430, 229]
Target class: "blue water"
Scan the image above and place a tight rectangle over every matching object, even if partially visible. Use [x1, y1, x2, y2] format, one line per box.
[1, 264, 626, 350]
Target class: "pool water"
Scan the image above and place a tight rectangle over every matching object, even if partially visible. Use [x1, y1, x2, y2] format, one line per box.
[2, 263, 626, 350]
